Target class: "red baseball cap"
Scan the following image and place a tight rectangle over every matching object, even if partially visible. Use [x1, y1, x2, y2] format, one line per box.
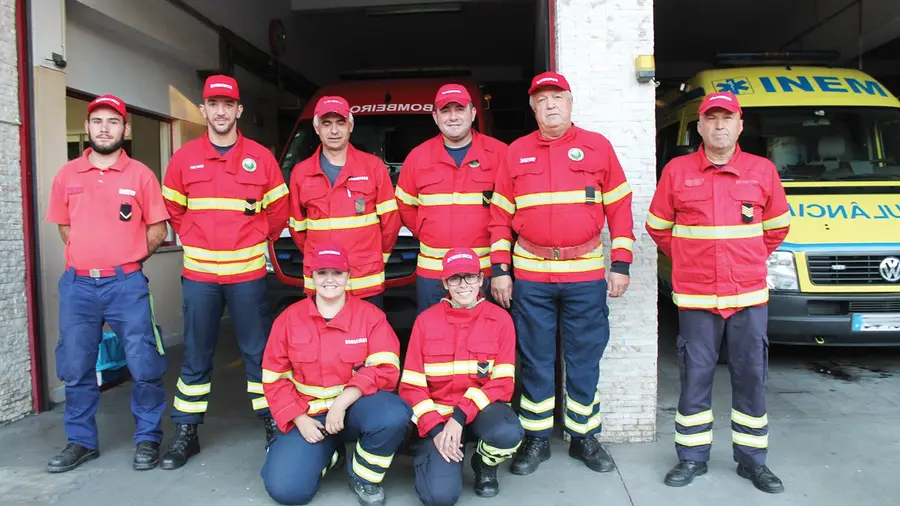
[314, 96, 351, 119]
[528, 71, 571, 95]
[434, 84, 472, 109]
[309, 244, 350, 272]
[698, 91, 742, 116]
[203, 75, 240, 101]
[87, 94, 127, 119]
[442, 248, 482, 278]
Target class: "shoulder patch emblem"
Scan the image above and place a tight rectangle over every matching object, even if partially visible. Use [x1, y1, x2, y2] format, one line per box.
[242, 158, 257, 172]
[568, 148, 585, 162]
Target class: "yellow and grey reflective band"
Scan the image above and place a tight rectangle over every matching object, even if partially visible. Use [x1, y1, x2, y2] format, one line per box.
[762, 211, 791, 230]
[395, 186, 418, 206]
[602, 181, 632, 205]
[646, 212, 674, 230]
[148, 293, 165, 355]
[162, 186, 186, 206]
[419, 192, 486, 207]
[515, 190, 585, 209]
[731, 409, 767, 429]
[262, 183, 289, 208]
[173, 397, 208, 414]
[672, 288, 769, 310]
[611, 237, 635, 252]
[564, 412, 602, 435]
[491, 192, 516, 215]
[519, 395, 555, 415]
[672, 223, 763, 240]
[675, 431, 713, 447]
[732, 431, 768, 448]
[176, 378, 210, 397]
[675, 410, 714, 427]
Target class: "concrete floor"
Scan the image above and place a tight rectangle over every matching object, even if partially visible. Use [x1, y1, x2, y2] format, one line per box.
[2, 300, 900, 506]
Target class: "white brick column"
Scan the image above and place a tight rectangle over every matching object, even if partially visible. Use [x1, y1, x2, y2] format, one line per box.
[555, 0, 658, 443]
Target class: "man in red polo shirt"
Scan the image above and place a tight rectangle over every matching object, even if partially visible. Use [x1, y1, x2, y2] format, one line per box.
[45, 94, 170, 473]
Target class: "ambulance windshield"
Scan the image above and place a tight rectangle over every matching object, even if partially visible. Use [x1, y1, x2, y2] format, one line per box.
[279, 115, 440, 185]
[688, 106, 900, 182]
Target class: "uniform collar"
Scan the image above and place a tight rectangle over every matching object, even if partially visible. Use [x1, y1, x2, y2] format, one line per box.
[203, 131, 245, 172]
[429, 130, 492, 168]
[75, 148, 131, 172]
[440, 296, 486, 323]
[314, 144, 368, 188]
[305, 295, 354, 331]
[536, 124, 578, 146]
[697, 143, 743, 176]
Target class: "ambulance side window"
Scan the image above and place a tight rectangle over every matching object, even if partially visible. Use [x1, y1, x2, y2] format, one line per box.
[656, 123, 681, 181]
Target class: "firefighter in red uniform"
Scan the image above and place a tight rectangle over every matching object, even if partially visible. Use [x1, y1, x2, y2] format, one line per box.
[400, 248, 523, 505]
[489, 72, 635, 475]
[160, 75, 290, 469]
[646, 91, 790, 493]
[396, 84, 508, 313]
[260, 244, 411, 506]
[45, 95, 170, 473]
[288, 96, 401, 309]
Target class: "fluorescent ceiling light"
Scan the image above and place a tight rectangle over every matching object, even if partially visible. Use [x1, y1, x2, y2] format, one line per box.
[365, 3, 462, 16]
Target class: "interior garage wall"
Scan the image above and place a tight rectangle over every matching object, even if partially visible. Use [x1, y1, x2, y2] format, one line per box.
[556, 0, 658, 442]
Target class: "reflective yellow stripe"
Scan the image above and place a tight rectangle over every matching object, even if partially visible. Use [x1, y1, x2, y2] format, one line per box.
[731, 409, 768, 429]
[162, 186, 186, 206]
[262, 369, 292, 383]
[289, 216, 307, 232]
[602, 182, 631, 205]
[173, 397, 208, 413]
[477, 439, 521, 456]
[252, 396, 269, 410]
[519, 415, 554, 432]
[246, 381, 264, 395]
[365, 352, 400, 369]
[187, 197, 262, 213]
[177, 378, 210, 397]
[303, 271, 385, 292]
[491, 239, 512, 254]
[182, 242, 267, 262]
[293, 383, 345, 399]
[423, 360, 493, 377]
[464, 387, 490, 410]
[307, 213, 379, 231]
[565, 394, 596, 417]
[395, 186, 418, 206]
[491, 193, 516, 215]
[376, 199, 398, 215]
[513, 243, 605, 273]
[676, 410, 714, 427]
[564, 413, 602, 434]
[762, 211, 791, 230]
[412, 399, 437, 419]
[417, 254, 490, 272]
[611, 237, 635, 252]
[491, 363, 515, 380]
[672, 223, 763, 240]
[184, 255, 266, 276]
[419, 192, 485, 206]
[672, 288, 769, 310]
[356, 442, 394, 468]
[400, 370, 428, 387]
[646, 212, 674, 230]
[515, 190, 585, 209]
[419, 243, 490, 259]
[732, 431, 768, 448]
[352, 455, 385, 483]
[263, 183, 289, 208]
[383, 252, 390, 263]
[308, 397, 336, 415]
[675, 431, 713, 447]
[410, 402, 454, 424]
[520, 396, 555, 415]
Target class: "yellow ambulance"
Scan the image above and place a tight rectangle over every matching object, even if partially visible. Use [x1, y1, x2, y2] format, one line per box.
[655, 63, 900, 346]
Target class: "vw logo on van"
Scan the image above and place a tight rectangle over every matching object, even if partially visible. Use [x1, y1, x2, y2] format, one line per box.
[879, 257, 900, 282]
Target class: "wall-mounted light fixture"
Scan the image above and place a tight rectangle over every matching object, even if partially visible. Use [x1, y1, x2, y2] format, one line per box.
[635, 55, 655, 83]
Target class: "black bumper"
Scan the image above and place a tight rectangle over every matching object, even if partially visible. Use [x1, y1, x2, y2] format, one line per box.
[767, 292, 900, 346]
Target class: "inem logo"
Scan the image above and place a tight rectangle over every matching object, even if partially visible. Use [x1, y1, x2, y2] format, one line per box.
[760, 75, 888, 96]
[714, 78, 754, 95]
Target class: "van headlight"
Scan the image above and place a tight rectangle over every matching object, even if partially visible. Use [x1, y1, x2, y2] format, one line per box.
[767, 251, 798, 291]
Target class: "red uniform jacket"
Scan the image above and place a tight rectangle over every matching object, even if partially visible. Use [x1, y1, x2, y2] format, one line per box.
[399, 298, 516, 438]
[261, 296, 401, 434]
[646, 144, 791, 318]
[489, 126, 635, 283]
[289, 145, 401, 298]
[162, 133, 289, 284]
[395, 132, 508, 279]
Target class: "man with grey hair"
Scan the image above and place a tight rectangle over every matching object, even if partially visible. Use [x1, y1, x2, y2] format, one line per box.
[287, 95, 401, 310]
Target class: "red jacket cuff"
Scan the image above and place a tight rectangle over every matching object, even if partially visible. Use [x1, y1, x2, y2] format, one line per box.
[274, 401, 308, 434]
[346, 374, 378, 397]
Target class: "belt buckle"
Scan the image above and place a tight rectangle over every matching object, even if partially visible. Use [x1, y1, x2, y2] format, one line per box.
[552, 247, 560, 260]
[89, 269, 101, 279]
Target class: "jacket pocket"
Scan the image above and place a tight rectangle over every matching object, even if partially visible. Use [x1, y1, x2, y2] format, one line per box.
[674, 267, 716, 284]
[183, 167, 214, 186]
[339, 344, 368, 368]
[732, 264, 768, 282]
[467, 338, 499, 381]
[422, 339, 455, 387]
[729, 184, 766, 225]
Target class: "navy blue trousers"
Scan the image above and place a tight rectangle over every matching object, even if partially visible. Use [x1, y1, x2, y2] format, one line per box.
[171, 276, 273, 423]
[56, 267, 167, 450]
[675, 306, 770, 466]
[512, 279, 610, 439]
[261, 391, 412, 505]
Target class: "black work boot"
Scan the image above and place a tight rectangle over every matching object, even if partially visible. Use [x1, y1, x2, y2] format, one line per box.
[471, 454, 500, 498]
[510, 436, 551, 475]
[348, 473, 385, 506]
[664, 460, 708, 487]
[569, 436, 615, 473]
[133, 441, 160, 471]
[160, 423, 200, 470]
[737, 464, 785, 494]
[263, 417, 278, 448]
[46, 443, 99, 473]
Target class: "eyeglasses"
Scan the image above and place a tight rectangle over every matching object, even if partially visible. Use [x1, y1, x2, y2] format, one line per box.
[447, 274, 480, 286]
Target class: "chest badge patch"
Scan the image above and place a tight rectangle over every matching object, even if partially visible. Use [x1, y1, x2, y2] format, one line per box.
[242, 158, 257, 172]
[568, 148, 585, 162]
[467, 160, 481, 168]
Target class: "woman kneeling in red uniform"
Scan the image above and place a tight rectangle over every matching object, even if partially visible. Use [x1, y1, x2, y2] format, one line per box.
[400, 248, 524, 505]
[260, 244, 412, 506]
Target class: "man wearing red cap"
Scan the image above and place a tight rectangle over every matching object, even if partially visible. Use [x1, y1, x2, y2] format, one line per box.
[260, 244, 411, 506]
[488, 71, 635, 475]
[288, 96, 401, 309]
[160, 74, 290, 469]
[400, 247, 522, 504]
[395, 84, 509, 314]
[45, 94, 170, 473]
[646, 91, 790, 493]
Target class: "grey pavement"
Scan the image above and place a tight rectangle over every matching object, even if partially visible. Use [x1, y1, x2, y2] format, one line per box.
[2, 301, 900, 505]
